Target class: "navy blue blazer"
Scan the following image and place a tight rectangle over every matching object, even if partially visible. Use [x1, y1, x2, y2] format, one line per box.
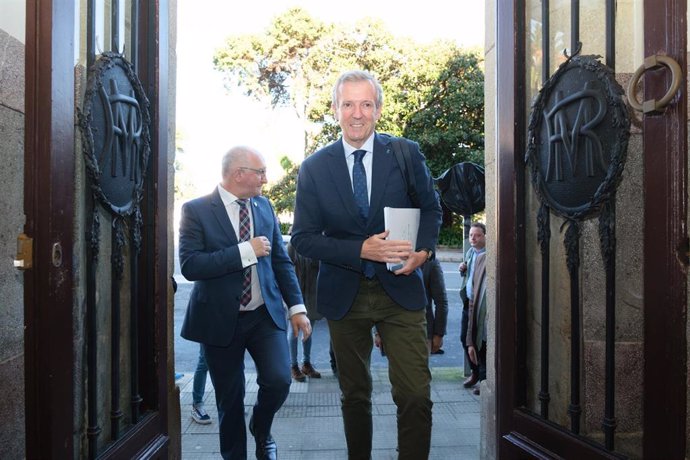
[179, 188, 303, 347]
[291, 133, 442, 320]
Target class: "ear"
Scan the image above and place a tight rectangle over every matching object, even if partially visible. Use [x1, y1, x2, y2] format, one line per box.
[332, 103, 339, 121]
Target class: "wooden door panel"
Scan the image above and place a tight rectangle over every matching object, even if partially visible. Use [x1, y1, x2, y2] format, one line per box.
[495, 0, 687, 458]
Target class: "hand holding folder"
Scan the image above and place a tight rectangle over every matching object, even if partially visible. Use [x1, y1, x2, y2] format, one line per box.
[383, 207, 420, 271]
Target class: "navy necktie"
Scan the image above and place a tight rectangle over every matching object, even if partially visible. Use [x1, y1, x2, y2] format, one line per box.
[237, 199, 252, 306]
[352, 150, 375, 278]
[352, 150, 369, 220]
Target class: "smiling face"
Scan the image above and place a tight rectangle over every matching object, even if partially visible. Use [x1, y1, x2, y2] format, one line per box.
[333, 79, 382, 148]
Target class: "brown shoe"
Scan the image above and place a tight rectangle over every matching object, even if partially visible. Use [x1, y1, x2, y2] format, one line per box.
[291, 364, 306, 382]
[301, 362, 321, 378]
[463, 371, 479, 388]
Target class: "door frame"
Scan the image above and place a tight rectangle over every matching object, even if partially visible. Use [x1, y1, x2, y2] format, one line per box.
[495, 0, 688, 457]
[24, 0, 76, 456]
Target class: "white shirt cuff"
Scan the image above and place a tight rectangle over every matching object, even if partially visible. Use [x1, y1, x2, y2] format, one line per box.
[288, 304, 307, 318]
[238, 241, 257, 267]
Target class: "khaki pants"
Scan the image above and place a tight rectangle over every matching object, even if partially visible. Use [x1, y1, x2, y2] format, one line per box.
[328, 277, 432, 460]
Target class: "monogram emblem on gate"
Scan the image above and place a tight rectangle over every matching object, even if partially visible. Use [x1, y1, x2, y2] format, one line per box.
[99, 79, 143, 181]
[79, 52, 151, 215]
[544, 82, 608, 182]
[526, 54, 630, 220]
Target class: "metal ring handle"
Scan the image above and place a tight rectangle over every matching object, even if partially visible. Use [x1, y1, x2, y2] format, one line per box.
[626, 54, 683, 114]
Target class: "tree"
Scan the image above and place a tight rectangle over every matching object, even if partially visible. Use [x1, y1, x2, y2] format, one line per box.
[264, 156, 299, 216]
[213, 8, 485, 223]
[403, 50, 485, 177]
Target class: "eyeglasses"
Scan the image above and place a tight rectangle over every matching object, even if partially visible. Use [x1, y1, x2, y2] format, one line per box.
[238, 166, 267, 178]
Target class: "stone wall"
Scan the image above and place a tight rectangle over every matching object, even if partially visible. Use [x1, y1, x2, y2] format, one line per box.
[480, 0, 496, 457]
[0, 27, 26, 460]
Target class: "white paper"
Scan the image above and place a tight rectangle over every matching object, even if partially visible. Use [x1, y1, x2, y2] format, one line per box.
[384, 207, 420, 271]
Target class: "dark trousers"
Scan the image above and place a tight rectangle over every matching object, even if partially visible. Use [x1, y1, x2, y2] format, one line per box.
[328, 277, 432, 460]
[460, 290, 479, 376]
[203, 305, 291, 460]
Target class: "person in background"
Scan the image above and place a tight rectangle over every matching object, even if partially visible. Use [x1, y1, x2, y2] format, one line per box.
[459, 222, 486, 390]
[179, 145, 311, 460]
[422, 258, 448, 354]
[291, 69, 442, 459]
[465, 245, 487, 395]
[287, 233, 323, 381]
[190, 344, 212, 424]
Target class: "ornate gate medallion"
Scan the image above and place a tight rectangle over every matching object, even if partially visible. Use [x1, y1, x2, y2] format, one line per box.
[526, 54, 630, 220]
[79, 52, 151, 216]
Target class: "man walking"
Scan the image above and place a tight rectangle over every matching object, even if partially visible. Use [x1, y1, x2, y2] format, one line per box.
[291, 70, 442, 459]
[179, 145, 311, 460]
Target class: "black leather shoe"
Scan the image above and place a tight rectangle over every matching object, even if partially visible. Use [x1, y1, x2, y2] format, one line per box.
[255, 435, 277, 460]
[463, 371, 479, 388]
[249, 415, 278, 460]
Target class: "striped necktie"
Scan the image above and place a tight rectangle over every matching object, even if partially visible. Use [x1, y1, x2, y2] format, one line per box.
[237, 199, 252, 306]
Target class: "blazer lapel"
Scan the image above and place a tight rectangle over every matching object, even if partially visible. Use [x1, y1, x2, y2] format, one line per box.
[248, 197, 265, 235]
[368, 134, 395, 225]
[326, 141, 365, 227]
[210, 188, 239, 243]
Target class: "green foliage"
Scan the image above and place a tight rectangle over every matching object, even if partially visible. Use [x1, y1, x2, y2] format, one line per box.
[265, 156, 299, 215]
[438, 222, 465, 247]
[403, 51, 485, 177]
[213, 7, 485, 211]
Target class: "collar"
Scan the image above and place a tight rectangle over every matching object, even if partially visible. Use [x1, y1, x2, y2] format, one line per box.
[217, 183, 245, 207]
[342, 132, 376, 158]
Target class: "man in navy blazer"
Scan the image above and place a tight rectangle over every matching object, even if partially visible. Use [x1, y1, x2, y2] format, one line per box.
[291, 70, 442, 459]
[180, 145, 311, 460]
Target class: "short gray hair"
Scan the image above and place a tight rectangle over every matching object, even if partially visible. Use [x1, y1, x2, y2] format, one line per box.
[332, 70, 384, 108]
[221, 145, 255, 176]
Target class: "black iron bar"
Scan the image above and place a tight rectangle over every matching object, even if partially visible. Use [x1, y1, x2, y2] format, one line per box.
[111, 0, 120, 53]
[537, 204, 551, 419]
[605, 0, 615, 69]
[565, 221, 582, 434]
[130, 219, 143, 423]
[542, 0, 550, 81]
[87, 0, 95, 68]
[601, 202, 618, 450]
[110, 220, 123, 440]
[571, 0, 580, 55]
[131, 0, 139, 71]
[86, 202, 101, 460]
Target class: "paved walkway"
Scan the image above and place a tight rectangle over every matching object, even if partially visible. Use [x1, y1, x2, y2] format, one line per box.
[178, 366, 480, 459]
[176, 246, 475, 459]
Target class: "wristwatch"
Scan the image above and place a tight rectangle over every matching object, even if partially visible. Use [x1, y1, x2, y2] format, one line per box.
[419, 248, 434, 261]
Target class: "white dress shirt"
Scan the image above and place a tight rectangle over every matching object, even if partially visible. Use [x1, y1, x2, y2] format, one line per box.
[217, 184, 307, 317]
[343, 133, 375, 202]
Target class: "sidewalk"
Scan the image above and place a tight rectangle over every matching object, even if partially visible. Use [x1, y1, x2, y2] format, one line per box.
[175, 245, 473, 458]
[178, 366, 480, 459]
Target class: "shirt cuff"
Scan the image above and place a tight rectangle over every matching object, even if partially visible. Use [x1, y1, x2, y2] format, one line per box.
[287, 304, 307, 318]
[238, 241, 257, 268]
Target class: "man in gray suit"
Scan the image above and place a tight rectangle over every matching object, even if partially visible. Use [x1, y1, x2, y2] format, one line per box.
[291, 70, 442, 459]
[459, 222, 486, 389]
[179, 145, 311, 460]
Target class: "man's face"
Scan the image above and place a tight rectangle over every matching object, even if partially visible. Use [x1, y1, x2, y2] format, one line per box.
[333, 80, 382, 148]
[227, 152, 268, 198]
[469, 227, 486, 250]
